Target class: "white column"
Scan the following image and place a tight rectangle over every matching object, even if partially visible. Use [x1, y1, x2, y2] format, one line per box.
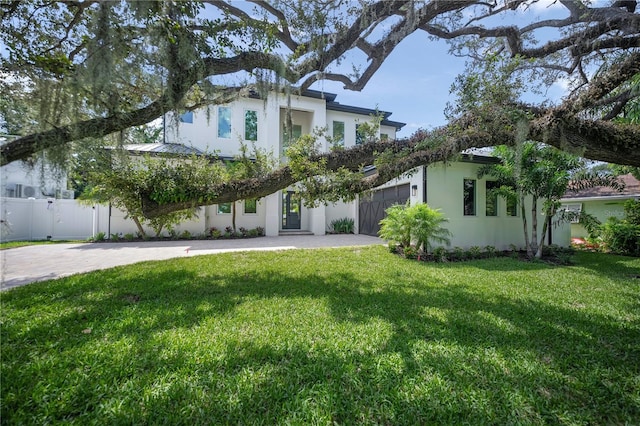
[309, 205, 326, 235]
[264, 192, 280, 236]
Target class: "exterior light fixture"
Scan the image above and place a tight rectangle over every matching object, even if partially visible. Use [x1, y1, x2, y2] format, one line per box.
[411, 185, 418, 196]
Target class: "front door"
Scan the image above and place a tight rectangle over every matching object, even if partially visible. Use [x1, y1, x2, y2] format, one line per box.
[282, 191, 301, 229]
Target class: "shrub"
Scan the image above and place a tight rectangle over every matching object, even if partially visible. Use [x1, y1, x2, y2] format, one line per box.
[402, 245, 418, 259]
[468, 246, 482, 259]
[180, 230, 192, 239]
[209, 228, 222, 239]
[451, 246, 466, 261]
[432, 246, 448, 262]
[379, 202, 451, 252]
[248, 229, 259, 238]
[256, 226, 265, 236]
[110, 233, 121, 241]
[239, 227, 248, 237]
[600, 218, 640, 256]
[329, 217, 354, 234]
[93, 232, 106, 242]
[123, 233, 136, 241]
[484, 245, 497, 257]
[624, 199, 640, 225]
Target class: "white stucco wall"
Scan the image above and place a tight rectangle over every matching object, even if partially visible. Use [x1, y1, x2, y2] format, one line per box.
[424, 162, 570, 250]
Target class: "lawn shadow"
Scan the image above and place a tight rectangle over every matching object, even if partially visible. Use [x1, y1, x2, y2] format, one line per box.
[2, 248, 639, 424]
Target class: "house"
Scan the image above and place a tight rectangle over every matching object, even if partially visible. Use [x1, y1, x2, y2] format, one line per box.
[1, 90, 570, 249]
[561, 173, 640, 238]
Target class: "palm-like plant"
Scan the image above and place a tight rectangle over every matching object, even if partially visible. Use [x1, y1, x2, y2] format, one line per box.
[410, 203, 452, 253]
[379, 202, 452, 253]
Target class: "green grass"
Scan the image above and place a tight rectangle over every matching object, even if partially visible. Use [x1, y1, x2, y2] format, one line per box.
[2, 247, 639, 425]
[0, 239, 85, 250]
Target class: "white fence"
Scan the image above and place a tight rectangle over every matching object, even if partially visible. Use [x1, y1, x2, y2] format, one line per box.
[0, 198, 206, 242]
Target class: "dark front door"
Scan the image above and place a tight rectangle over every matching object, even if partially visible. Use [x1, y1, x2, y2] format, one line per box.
[282, 191, 301, 229]
[359, 184, 410, 236]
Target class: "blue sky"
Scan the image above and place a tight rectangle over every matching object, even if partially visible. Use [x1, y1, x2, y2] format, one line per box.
[309, 1, 572, 138]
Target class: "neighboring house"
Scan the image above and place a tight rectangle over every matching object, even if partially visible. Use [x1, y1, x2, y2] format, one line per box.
[1, 90, 570, 248]
[561, 173, 640, 238]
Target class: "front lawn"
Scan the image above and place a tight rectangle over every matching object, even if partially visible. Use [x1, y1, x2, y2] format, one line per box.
[2, 247, 639, 424]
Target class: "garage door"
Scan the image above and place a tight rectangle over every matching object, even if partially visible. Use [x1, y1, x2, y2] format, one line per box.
[358, 184, 410, 236]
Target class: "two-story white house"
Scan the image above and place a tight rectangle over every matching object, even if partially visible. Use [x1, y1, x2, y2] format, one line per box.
[163, 89, 405, 238]
[1, 89, 569, 249]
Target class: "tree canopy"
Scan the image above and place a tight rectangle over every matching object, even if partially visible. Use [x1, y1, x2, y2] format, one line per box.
[1, 0, 639, 217]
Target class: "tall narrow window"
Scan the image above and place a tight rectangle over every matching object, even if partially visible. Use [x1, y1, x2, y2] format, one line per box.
[380, 133, 389, 141]
[245, 110, 258, 141]
[218, 106, 231, 139]
[486, 181, 499, 216]
[244, 198, 257, 214]
[507, 197, 518, 216]
[332, 121, 345, 146]
[355, 123, 365, 145]
[463, 179, 476, 216]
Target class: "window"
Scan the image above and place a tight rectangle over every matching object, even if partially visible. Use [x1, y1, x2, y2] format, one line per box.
[179, 111, 193, 123]
[380, 133, 389, 141]
[562, 203, 582, 223]
[463, 179, 476, 216]
[282, 123, 302, 148]
[355, 123, 365, 145]
[486, 181, 499, 216]
[507, 197, 518, 216]
[217, 202, 232, 214]
[332, 121, 345, 146]
[218, 106, 231, 139]
[245, 110, 258, 141]
[244, 198, 257, 214]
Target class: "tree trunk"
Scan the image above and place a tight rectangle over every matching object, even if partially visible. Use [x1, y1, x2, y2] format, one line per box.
[232, 202, 237, 231]
[132, 216, 146, 238]
[520, 193, 532, 258]
[535, 215, 551, 259]
[530, 197, 538, 257]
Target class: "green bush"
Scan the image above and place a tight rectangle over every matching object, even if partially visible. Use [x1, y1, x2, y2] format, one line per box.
[432, 246, 448, 262]
[93, 232, 106, 242]
[600, 218, 640, 256]
[623, 199, 640, 225]
[329, 217, 355, 234]
[379, 202, 451, 252]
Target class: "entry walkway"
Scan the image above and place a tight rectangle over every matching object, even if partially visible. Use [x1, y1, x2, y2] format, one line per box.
[1, 234, 384, 291]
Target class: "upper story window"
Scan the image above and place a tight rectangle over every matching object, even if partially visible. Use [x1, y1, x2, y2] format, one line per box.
[332, 121, 345, 146]
[179, 111, 193, 124]
[486, 181, 499, 216]
[380, 133, 389, 141]
[245, 110, 258, 141]
[282, 123, 302, 149]
[355, 123, 365, 145]
[218, 106, 231, 139]
[463, 179, 476, 216]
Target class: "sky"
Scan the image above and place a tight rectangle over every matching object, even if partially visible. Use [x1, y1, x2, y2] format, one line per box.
[307, 0, 572, 139]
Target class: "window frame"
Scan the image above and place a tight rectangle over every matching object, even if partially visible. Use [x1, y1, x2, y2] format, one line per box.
[332, 120, 345, 146]
[217, 202, 232, 215]
[463, 178, 476, 216]
[244, 198, 258, 215]
[244, 109, 258, 142]
[485, 181, 499, 217]
[217, 106, 232, 139]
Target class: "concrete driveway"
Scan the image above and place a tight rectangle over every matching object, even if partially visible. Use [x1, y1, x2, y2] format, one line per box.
[1, 234, 384, 291]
